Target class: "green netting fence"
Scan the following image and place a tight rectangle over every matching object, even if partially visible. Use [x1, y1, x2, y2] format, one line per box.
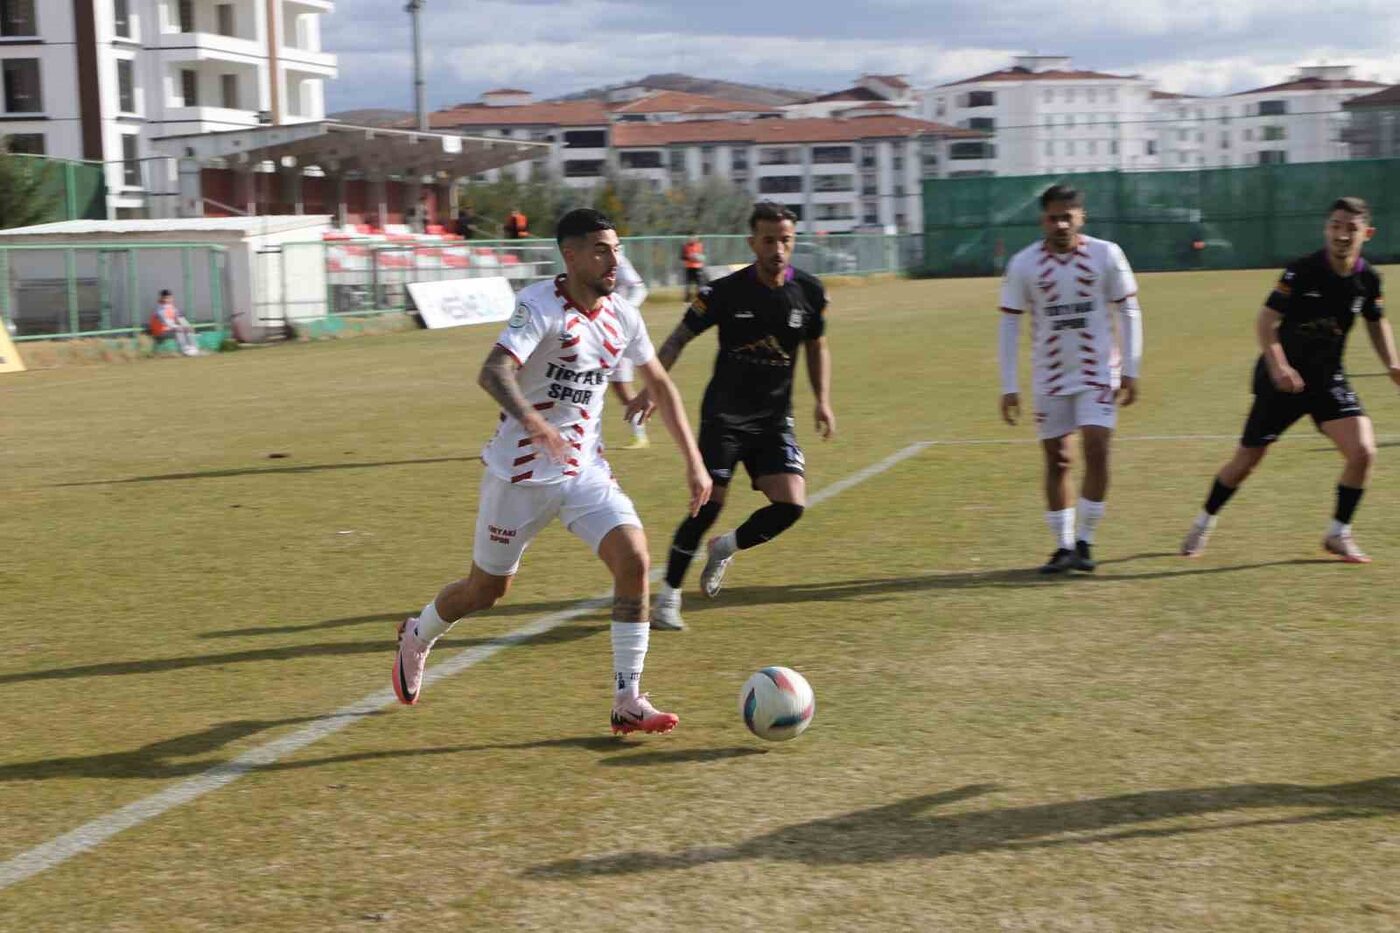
[921, 158, 1400, 277]
[3, 154, 107, 227]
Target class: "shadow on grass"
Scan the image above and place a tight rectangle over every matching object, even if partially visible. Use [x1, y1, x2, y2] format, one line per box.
[0, 725, 760, 781]
[526, 776, 1400, 877]
[0, 625, 602, 686]
[202, 596, 609, 639]
[52, 455, 481, 487]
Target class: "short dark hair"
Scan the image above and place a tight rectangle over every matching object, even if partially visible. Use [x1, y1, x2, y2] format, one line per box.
[555, 208, 615, 245]
[159, 289, 172, 299]
[1330, 196, 1371, 223]
[1040, 184, 1084, 210]
[749, 201, 798, 231]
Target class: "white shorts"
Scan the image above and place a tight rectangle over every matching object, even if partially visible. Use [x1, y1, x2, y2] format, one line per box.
[608, 357, 635, 384]
[1034, 388, 1117, 440]
[472, 463, 641, 576]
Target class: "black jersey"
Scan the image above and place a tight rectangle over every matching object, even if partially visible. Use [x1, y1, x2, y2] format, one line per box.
[681, 264, 827, 431]
[1255, 250, 1384, 387]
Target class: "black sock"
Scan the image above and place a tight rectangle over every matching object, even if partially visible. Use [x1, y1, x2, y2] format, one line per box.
[665, 501, 722, 589]
[1203, 478, 1237, 516]
[1335, 484, 1364, 525]
[735, 502, 804, 550]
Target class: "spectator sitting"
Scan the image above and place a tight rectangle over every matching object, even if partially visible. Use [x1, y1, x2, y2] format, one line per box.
[149, 290, 200, 357]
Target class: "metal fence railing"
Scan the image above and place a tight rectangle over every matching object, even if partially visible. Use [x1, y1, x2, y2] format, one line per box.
[0, 243, 227, 341]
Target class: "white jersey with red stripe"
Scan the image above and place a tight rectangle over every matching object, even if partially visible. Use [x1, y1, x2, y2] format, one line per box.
[999, 235, 1138, 397]
[484, 274, 655, 485]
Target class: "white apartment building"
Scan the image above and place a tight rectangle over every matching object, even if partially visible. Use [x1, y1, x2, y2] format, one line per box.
[1153, 66, 1387, 169]
[430, 94, 613, 189]
[0, 0, 336, 216]
[921, 56, 1159, 176]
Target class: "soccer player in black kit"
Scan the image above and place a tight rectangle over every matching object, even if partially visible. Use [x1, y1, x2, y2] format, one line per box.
[1181, 197, 1400, 562]
[628, 202, 835, 630]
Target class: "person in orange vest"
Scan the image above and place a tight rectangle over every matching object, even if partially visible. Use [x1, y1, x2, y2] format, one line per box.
[680, 233, 706, 303]
[148, 289, 200, 356]
[504, 207, 530, 239]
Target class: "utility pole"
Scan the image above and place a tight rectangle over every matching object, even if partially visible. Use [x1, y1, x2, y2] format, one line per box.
[406, 0, 427, 131]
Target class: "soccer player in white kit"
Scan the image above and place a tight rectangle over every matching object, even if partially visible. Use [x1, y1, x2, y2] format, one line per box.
[607, 249, 652, 449]
[998, 184, 1144, 573]
[391, 209, 712, 734]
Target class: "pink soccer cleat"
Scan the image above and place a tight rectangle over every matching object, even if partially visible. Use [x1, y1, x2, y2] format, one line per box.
[1323, 531, 1371, 564]
[392, 617, 434, 705]
[610, 693, 679, 735]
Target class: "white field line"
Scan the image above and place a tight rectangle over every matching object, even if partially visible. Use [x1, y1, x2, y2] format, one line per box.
[0, 442, 933, 892]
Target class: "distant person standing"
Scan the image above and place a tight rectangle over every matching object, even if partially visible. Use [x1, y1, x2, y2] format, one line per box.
[608, 249, 652, 450]
[149, 290, 200, 357]
[504, 207, 530, 240]
[680, 233, 706, 304]
[455, 204, 477, 239]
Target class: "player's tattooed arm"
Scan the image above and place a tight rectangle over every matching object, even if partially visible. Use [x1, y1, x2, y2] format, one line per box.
[478, 346, 569, 462]
[656, 322, 698, 370]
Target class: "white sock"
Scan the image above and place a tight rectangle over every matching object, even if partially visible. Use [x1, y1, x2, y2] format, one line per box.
[1076, 497, 1105, 545]
[1046, 509, 1075, 550]
[1194, 511, 1217, 530]
[611, 621, 649, 699]
[713, 530, 738, 557]
[1328, 519, 1350, 538]
[413, 599, 451, 643]
[630, 420, 647, 439]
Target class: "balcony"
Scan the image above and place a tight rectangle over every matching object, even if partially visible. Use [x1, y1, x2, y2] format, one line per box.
[278, 45, 337, 77]
[154, 29, 264, 66]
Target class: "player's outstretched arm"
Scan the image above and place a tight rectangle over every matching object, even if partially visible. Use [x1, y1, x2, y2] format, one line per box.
[1255, 305, 1304, 393]
[478, 346, 569, 463]
[1363, 318, 1400, 388]
[804, 336, 835, 439]
[636, 357, 712, 516]
[625, 321, 699, 424]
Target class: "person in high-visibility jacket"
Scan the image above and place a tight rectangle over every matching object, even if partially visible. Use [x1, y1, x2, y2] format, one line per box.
[504, 208, 530, 239]
[680, 234, 706, 303]
[148, 290, 200, 356]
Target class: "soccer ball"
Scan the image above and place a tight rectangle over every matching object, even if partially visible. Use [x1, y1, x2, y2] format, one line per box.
[739, 666, 815, 741]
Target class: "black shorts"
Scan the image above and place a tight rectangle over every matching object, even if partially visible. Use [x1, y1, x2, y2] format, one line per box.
[684, 268, 704, 286]
[699, 421, 805, 487]
[1241, 372, 1365, 447]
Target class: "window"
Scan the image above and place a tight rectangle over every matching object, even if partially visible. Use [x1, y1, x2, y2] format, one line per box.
[949, 141, 993, 160]
[894, 183, 905, 197]
[860, 174, 876, 196]
[731, 149, 748, 170]
[966, 90, 995, 108]
[967, 116, 995, 131]
[121, 134, 140, 187]
[759, 147, 799, 165]
[1262, 125, 1286, 141]
[812, 174, 853, 192]
[562, 130, 606, 149]
[563, 159, 605, 177]
[811, 145, 853, 164]
[757, 175, 802, 194]
[783, 204, 803, 221]
[216, 3, 234, 37]
[117, 59, 136, 113]
[1221, 136, 1230, 149]
[178, 0, 194, 32]
[893, 154, 903, 171]
[860, 144, 876, 168]
[668, 149, 686, 172]
[220, 73, 238, 109]
[1145, 140, 1157, 155]
[619, 150, 662, 169]
[862, 204, 879, 225]
[180, 69, 198, 106]
[1258, 99, 1287, 116]
[2, 58, 41, 112]
[814, 203, 854, 221]
[1, 0, 36, 36]
[1110, 140, 1118, 155]
[701, 145, 714, 176]
[4, 132, 43, 153]
[113, 0, 131, 38]
[1257, 150, 1287, 164]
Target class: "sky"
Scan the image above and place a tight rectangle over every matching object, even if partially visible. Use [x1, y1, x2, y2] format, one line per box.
[321, 0, 1400, 114]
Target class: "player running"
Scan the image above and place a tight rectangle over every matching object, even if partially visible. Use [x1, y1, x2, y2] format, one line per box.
[632, 201, 834, 631]
[1181, 197, 1397, 562]
[607, 248, 652, 450]
[999, 184, 1144, 574]
[391, 209, 711, 734]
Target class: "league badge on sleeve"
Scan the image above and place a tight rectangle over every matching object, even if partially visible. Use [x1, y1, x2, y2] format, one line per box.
[508, 303, 530, 328]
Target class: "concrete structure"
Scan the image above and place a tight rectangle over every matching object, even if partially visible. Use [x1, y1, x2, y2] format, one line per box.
[785, 74, 920, 119]
[1342, 84, 1400, 159]
[1, 0, 338, 216]
[1211, 66, 1387, 166]
[921, 56, 1159, 176]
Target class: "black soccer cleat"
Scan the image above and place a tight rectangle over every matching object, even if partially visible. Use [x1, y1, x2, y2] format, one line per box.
[1072, 540, 1097, 572]
[1038, 548, 1075, 574]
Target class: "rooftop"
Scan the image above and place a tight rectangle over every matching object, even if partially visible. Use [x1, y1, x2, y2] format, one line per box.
[611, 115, 981, 147]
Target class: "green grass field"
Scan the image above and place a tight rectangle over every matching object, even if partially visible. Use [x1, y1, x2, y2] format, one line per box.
[2, 268, 1398, 931]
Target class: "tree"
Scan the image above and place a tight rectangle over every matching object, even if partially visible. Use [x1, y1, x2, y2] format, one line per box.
[0, 145, 57, 230]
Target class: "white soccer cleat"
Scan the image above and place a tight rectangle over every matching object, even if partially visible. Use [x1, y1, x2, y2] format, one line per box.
[699, 536, 735, 598]
[610, 693, 679, 735]
[392, 617, 433, 705]
[651, 588, 684, 631]
[1180, 521, 1213, 558]
[1323, 531, 1371, 564]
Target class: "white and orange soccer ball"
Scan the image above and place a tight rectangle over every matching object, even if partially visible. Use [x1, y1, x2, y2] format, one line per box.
[739, 666, 815, 741]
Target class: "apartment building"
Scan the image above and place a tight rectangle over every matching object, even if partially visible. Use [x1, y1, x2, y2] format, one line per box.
[1342, 84, 1400, 159]
[0, 0, 337, 216]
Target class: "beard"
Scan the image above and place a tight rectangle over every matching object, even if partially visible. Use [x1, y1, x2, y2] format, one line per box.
[594, 275, 617, 296]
